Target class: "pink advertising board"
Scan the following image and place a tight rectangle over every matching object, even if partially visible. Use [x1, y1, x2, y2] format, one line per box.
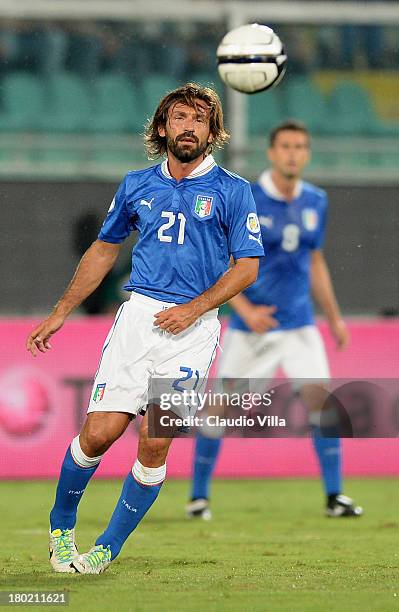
[0, 318, 398, 479]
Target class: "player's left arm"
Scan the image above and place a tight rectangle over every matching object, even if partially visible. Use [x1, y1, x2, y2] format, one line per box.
[311, 249, 349, 350]
[154, 257, 259, 335]
[154, 181, 263, 334]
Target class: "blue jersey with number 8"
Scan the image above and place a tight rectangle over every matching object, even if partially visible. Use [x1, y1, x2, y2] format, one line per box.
[229, 171, 328, 332]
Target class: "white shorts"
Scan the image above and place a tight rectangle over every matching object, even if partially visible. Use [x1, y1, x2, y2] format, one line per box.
[87, 292, 221, 418]
[218, 325, 330, 383]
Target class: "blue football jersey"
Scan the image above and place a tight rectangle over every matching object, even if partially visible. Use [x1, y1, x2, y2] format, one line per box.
[229, 171, 328, 332]
[99, 155, 264, 303]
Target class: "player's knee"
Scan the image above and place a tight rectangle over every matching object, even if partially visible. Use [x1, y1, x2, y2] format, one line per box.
[139, 436, 170, 466]
[80, 423, 114, 456]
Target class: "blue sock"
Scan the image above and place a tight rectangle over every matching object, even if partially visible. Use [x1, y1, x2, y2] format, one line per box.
[50, 446, 100, 531]
[191, 434, 222, 501]
[311, 426, 342, 496]
[96, 471, 162, 560]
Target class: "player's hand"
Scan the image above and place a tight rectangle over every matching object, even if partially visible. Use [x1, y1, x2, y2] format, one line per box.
[330, 318, 350, 350]
[154, 304, 199, 335]
[26, 313, 66, 356]
[243, 305, 278, 334]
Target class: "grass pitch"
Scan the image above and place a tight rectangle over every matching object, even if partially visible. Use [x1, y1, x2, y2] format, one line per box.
[0, 478, 398, 611]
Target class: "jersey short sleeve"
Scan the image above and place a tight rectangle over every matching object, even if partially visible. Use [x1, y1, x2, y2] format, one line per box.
[98, 175, 134, 244]
[227, 182, 265, 260]
[313, 192, 328, 250]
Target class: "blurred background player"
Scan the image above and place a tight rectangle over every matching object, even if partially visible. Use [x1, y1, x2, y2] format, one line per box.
[186, 120, 363, 520]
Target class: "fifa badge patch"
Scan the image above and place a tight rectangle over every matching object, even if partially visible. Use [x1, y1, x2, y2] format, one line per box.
[246, 212, 261, 233]
[302, 209, 318, 231]
[93, 383, 106, 403]
[194, 195, 213, 218]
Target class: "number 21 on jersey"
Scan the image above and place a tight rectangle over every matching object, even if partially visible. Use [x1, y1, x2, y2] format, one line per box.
[158, 211, 186, 245]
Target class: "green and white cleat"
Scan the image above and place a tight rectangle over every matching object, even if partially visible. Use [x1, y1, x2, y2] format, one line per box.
[49, 528, 78, 573]
[71, 545, 112, 574]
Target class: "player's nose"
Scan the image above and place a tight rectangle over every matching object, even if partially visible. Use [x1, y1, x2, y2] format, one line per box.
[182, 115, 196, 130]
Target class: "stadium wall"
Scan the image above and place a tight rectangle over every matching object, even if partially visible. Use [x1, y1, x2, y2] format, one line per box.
[0, 318, 398, 479]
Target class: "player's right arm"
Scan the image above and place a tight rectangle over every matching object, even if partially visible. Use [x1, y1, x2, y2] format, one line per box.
[28, 174, 134, 356]
[229, 292, 277, 334]
[27, 240, 121, 356]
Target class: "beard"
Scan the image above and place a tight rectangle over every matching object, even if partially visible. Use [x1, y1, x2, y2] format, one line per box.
[167, 132, 209, 163]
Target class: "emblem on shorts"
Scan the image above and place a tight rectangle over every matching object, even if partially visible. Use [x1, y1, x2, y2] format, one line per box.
[93, 383, 106, 403]
[302, 208, 318, 231]
[194, 195, 213, 218]
[247, 212, 261, 233]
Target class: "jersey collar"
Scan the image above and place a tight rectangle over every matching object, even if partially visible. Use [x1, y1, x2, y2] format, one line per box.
[258, 170, 303, 201]
[161, 154, 216, 180]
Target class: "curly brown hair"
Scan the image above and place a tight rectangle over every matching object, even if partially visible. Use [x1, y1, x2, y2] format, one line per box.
[143, 82, 230, 159]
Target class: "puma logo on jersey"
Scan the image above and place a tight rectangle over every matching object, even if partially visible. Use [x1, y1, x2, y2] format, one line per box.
[248, 234, 263, 247]
[140, 197, 154, 210]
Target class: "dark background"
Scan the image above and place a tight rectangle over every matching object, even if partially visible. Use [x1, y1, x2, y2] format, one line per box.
[1, 180, 398, 315]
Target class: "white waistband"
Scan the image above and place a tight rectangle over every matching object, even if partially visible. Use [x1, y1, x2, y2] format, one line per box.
[130, 291, 218, 320]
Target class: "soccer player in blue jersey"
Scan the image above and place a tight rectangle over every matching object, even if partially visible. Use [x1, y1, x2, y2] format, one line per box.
[187, 120, 363, 520]
[26, 83, 264, 574]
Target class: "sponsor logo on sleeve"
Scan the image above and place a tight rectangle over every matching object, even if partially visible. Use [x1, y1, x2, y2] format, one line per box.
[248, 234, 263, 247]
[247, 213, 261, 233]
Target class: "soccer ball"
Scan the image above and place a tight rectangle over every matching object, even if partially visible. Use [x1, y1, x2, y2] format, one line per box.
[216, 23, 287, 94]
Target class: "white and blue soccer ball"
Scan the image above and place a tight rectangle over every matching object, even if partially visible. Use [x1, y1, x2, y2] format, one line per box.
[217, 23, 287, 94]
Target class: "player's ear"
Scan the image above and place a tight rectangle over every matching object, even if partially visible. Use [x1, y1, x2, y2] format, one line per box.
[158, 124, 166, 138]
[208, 132, 215, 144]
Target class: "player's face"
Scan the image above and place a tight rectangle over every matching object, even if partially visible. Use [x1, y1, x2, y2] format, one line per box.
[159, 101, 214, 163]
[268, 130, 310, 179]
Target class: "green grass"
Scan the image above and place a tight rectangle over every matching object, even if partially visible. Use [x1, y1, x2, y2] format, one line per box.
[1, 479, 398, 611]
